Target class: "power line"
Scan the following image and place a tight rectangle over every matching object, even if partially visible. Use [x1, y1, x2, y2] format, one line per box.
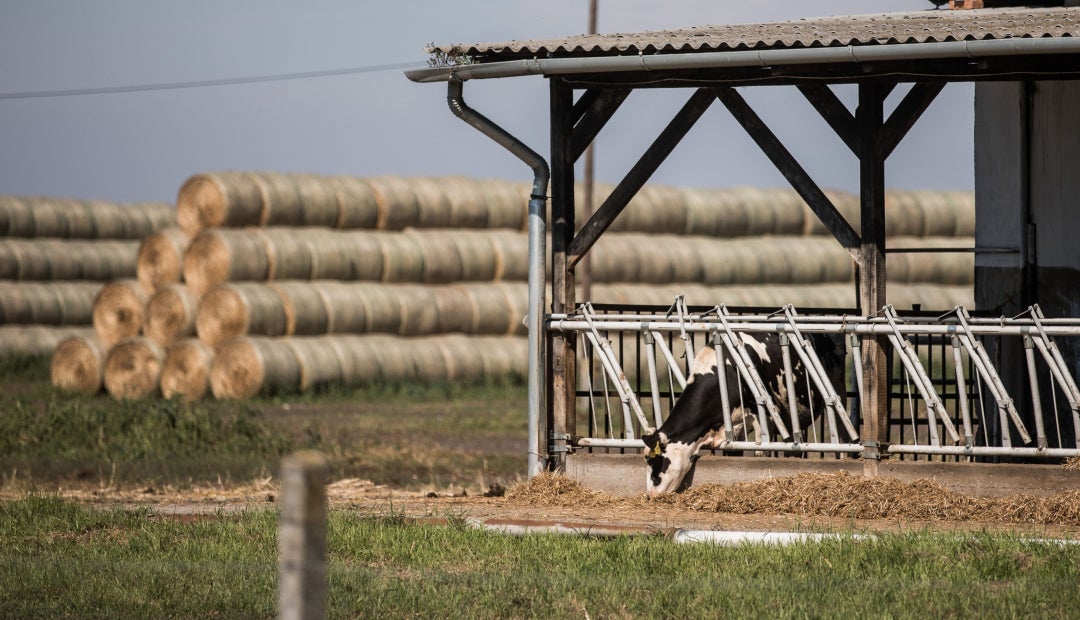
[0, 61, 420, 100]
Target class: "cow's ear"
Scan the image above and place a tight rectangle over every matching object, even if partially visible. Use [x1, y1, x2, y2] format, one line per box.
[641, 431, 661, 456]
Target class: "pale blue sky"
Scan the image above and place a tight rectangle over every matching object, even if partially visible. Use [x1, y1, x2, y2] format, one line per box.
[0, 1, 971, 204]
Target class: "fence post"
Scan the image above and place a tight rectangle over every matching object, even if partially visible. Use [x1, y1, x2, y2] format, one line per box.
[279, 450, 329, 620]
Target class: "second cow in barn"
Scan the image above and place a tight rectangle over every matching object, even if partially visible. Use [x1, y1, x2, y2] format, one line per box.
[641, 332, 845, 498]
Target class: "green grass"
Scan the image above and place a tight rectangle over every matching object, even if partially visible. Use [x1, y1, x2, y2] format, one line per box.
[0, 356, 527, 490]
[1, 496, 1077, 619]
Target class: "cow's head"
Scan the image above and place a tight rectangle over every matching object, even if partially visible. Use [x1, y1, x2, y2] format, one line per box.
[642, 430, 699, 498]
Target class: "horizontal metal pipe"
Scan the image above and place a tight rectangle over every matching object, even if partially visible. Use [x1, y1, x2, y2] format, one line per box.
[548, 312, 1080, 326]
[547, 319, 1080, 337]
[406, 37, 1080, 83]
[575, 437, 862, 453]
[887, 446, 1080, 458]
[673, 530, 874, 546]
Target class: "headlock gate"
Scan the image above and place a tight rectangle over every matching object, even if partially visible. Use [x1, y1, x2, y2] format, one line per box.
[549, 298, 1080, 462]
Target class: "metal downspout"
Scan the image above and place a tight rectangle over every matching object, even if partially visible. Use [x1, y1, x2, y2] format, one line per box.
[446, 79, 550, 477]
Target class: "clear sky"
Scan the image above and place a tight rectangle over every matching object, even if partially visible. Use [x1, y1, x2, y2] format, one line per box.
[0, 0, 972, 204]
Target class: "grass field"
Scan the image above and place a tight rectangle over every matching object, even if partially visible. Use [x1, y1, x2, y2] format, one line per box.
[2, 355, 1079, 618]
[2, 495, 1078, 619]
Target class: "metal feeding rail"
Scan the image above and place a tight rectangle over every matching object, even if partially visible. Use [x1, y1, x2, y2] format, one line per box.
[552, 301, 1080, 460]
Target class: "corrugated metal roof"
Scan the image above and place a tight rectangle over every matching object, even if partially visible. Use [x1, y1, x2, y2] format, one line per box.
[431, 7, 1080, 63]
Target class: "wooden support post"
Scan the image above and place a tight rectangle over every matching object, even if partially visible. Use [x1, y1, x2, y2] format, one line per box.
[279, 451, 328, 620]
[550, 78, 577, 471]
[856, 83, 889, 476]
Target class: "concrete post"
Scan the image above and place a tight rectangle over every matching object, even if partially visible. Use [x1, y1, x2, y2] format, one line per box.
[279, 451, 329, 620]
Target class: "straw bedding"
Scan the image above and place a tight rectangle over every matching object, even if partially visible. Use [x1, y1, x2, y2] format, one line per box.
[508, 472, 1080, 526]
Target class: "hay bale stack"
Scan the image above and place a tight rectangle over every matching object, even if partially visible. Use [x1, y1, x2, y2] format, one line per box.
[175, 172, 266, 235]
[92, 280, 149, 347]
[182, 229, 271, 297]
[144, 284, 199, 347]
[0, 196, 173, 239]
[0, 325, 95, 360]
[0, 239, 137, 280]
[103, 336, 164, 400]
[209, 334, 529, 399]
[50, 334, 105, 394]
[0, 281, 100, 325]
[160, 339, 215, 401]
[136, 228, 190, 292]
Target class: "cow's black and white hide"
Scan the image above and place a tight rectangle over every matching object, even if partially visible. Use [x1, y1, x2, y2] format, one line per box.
[642, 332, 845, 498]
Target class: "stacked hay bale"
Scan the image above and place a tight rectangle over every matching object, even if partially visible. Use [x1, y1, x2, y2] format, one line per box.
[0, 196, 174, 393]
[31, 172, 975, 400]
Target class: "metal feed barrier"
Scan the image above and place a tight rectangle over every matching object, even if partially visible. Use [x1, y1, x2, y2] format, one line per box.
[549, 299, 1080, 460]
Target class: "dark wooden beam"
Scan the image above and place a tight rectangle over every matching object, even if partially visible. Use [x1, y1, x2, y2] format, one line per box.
[568, 88, 631, 163]
[567, 87, 715, 268]
[796, 84, 858, 155]
[878, 81, 946, 159]
[856, 81, 889, 476]
[715, 86, 862, 257]
[549, 78, 577, 472]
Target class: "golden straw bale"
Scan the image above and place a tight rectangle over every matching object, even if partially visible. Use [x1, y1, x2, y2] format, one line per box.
[136, 228, 190, 292]
[310, 282, 367, 334]
[447, 229, 499, 281]
[433, 334, 486, 381]
[92, 280, 149, 347]
[176, 172, 264, 235]
[160, 338, 215, 401]
[884, 191, 923, 237]
[443, 176, 491, 229]
[484, 180, 530, 230]
[145, 283, 198, 347]
[394, 284, 440, 336]
[0, 196, 172, 239]
[639, 184, 688, 234]
[245, 172, 303, 227]
[103, 336, 164, 400]
[0, 239, 137, 281]
[341, 232, 383, 280]
[326, 175, 379, 229]
[487, 229, 528, 281]
[356, 283, 404, 334]
[50, 334, 105, 394]
[0, 196, 34, 236]
[366, 175, 420, 230]
[182, 229, 270, 297]
[256, 229, 314, 280]
[210, 337, 302, 399]
[362, 334, 416, 382]
[292, 173, 341, 227]
[332, 335, 382, 385]
[197, 283, 288, 347]
[407, 337, 452, 382]
[456, 282, 518, 335]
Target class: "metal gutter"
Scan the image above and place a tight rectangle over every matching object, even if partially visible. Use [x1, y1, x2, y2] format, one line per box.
[406, 36, 1080, 83]
[445, 80, 549, 478]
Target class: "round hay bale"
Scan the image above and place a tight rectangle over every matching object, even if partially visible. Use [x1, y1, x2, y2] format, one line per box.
[79, 240, 139, 281]
[0, 325, 94, 359]
[0, 196, 33, 236]
[182, 229, 270, 297]
[457, 283, 516, 335]
[197, 283, 288, 347]
[357, 283, 404, 334]
[340, 231, 383, 281]
[176, 172, 264, 235]
[410, 177, 453, 228]
[487, 229, 528, 281]
[0, 282, 100, 325]
[160, 339, 214, 401]
[246, 171, 303, 227]
[50, 335, 105, 394]
[405, 230, 462, 283]
[286, 338, 344, 391]
[484, 180, 529, 230]
[359, 334, 415, 382]
[145, 283, 198, 347]
[210, 337, 302, 399]
[103, 336, 164, 400]
[432, 334, 483, 382]
[366, 175, 420, 230]
[333, 335, 381, 386]
[0, 239, 137, 281]
[432, 286, 474, 333]
[442, 177, 490, 229]
[292, 174, 341, 227]
[477, 336, 528, 378]
[136, 228, 190, 292]
[407, 337, 452, 382]
[92, 280, 149, 347]
[256, 229, 314, 281]
[640, 185, 688, 234]
[395, 284, 440, 336]
[377, 233, 424, 282]
[884, 191, 923, 238]
[447, 229, 498, 281]
[271, 282, 331, 337]
[690, 237, 736, 285]
[327, 176, 379, 229]
[311, 282, 366, 334]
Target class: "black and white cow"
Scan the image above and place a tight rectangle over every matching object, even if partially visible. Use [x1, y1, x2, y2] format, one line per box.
[641, 332, 845, 498]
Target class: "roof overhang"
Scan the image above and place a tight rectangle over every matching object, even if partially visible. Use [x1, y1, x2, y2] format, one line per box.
[407, 35, 1080, 84]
